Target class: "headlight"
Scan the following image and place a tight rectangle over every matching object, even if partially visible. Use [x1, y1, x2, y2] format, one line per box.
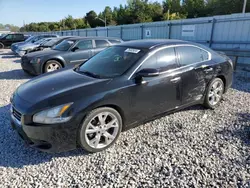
[33, 103, 73, 124]
[30, 57, 41, 64]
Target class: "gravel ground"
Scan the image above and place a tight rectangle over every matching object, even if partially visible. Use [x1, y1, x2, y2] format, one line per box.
[0, 49, 250, 187]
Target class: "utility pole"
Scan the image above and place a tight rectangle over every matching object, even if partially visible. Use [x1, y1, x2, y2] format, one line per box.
[95, 16, 106, 27]
[243, 0, 247, 13]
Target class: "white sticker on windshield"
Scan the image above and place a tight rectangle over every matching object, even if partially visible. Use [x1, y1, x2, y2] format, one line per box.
[125, 48, 140, 53]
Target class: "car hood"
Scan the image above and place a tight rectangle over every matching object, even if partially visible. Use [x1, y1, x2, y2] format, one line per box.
[12, 41, 27, 47]
[18, 43, 39, 50]
[16, 69, 110, 105]
[25, 49, 62, 59]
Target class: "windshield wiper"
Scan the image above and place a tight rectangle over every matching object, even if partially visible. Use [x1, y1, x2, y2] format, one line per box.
[77, 70, 101, 78]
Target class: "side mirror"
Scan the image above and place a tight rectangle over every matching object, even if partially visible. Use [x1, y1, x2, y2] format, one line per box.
[136, 68, 160, 77]
[71, 46, 79, 52]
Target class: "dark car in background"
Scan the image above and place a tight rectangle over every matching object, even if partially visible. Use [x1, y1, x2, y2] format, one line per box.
[10, 39, 233, 153]
[25, 36, 73, 54]
[21, 37, 123, 75]
[0, 33, 26, 49]
[11, 34, 58, 54]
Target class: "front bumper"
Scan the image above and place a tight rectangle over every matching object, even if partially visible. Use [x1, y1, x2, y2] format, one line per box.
[16, 49, 26, 57]
[21, 57, 41, 75]
[10, 114, 79, 153]
[11, 45, 17, 53]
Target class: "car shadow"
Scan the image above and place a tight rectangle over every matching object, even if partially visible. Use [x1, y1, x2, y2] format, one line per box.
[1, 55, 19, 59]
[0, 51, 14, 56]
[0, 69, 33, 80]
[0, 104, 89, 168]
[13, 59, 21, 63]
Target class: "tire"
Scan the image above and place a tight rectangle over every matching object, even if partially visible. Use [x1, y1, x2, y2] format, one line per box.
[78, 107, 123, 153]
[204, 78, 224, 109]
[44, 60, 62, 73]
[0, 42, 4, 49]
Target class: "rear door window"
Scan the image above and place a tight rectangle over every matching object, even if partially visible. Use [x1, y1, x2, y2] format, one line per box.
[95, 40, 110, 48]
[13, 34, 24, 40]
[75, 40, 93, 50]
[108, 39, 122, 44]
[176, 46, 206, 66]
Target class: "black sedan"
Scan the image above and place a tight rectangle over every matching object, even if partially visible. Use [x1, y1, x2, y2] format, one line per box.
[10, 39, 233, 153]
[21, 37, 123, 75]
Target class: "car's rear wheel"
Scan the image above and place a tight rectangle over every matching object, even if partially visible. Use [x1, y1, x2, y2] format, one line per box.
[44, 60, 62, 73]
[204, 78, 224, 109]
[0, 42, 4, 49]
[79, 107, 122, 153]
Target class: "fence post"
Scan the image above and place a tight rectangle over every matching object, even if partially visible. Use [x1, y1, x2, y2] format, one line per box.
[78, 30, 80, 36]
[96, 29, 98, 36]
[107, 28, 108, 37]
[168, 22, 171, 39]
[86, 30, 88, 37]
[120, 26, 123, 40]
[141, 25, 144, 39]
[209, 18, 216, 47]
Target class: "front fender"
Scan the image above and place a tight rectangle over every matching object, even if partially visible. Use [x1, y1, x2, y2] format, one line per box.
[40, 56, 67, 73]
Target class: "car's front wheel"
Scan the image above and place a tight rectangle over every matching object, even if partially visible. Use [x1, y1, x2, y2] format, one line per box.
[204, 78, 224, 109]
[44, 60, 62, 73]
[0, 42, 4, 49]
[78, 107, 122, 153]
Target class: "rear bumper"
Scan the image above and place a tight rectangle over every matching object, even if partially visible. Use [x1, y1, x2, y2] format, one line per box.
[11, 115, 78, 153]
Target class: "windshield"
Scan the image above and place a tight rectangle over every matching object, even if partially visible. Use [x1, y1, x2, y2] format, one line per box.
[42, 38, 61, 47]
[78, 46, 147, 78]
[34, 38, 46, 44]
[25, 36, 35, 42]
[0, 34, 7, 38]
[52, 40, 75, 51]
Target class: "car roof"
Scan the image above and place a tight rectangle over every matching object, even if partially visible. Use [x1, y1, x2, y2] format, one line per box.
[64, 36, 121, 40]
[116, 39, 191, 49]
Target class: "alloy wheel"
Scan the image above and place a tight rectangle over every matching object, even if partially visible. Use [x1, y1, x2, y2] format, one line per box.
[208, 80, 223, 106]
[84, 112, 120, 149]
[47, 63, 60, 72]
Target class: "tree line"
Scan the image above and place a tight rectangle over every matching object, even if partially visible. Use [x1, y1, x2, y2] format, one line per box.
[17, 0, 250, 32]
[0, 24, 19, 32]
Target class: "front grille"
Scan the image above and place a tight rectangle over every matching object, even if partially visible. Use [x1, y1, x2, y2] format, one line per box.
[21, 56, 28, 63]
[12, 106, 22, 122]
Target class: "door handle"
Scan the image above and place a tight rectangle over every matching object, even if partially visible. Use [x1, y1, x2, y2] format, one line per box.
[170, 77, 181, 83]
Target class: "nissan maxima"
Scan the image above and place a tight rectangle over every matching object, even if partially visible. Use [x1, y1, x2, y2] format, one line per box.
[10, 39, 233, 153]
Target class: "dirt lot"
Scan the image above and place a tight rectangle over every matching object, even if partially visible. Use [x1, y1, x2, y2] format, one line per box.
[0, 49, 250, 187]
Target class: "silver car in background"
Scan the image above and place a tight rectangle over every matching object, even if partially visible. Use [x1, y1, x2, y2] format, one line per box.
[11, 34, 58, 54]
[15, 38, 53, 56]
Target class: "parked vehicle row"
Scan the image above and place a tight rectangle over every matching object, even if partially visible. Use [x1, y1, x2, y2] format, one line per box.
[21, 37, 123, 74]
[11, 34, 58, 55]
[0, 33, 30, 49]
[10, 38, 234, 153]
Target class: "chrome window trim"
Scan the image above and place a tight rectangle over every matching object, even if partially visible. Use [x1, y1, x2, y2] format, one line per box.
[128, 44, 212, 80]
